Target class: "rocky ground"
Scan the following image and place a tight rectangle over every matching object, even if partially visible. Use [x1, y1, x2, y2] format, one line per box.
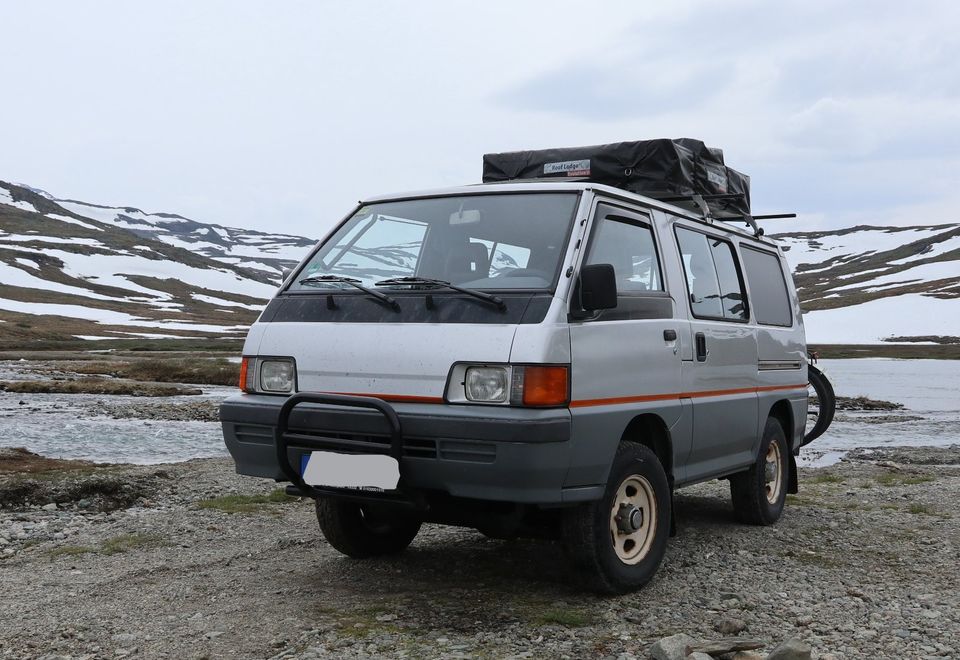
[0, 447, 957, 659]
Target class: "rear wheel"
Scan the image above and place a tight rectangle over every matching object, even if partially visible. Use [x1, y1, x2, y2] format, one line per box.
[561, 443, 671, 594]
[730, 417, 789, 525]
[315, 499, 421, 558]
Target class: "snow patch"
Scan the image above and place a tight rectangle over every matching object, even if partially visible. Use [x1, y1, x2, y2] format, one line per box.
[803, 294, 960, 344]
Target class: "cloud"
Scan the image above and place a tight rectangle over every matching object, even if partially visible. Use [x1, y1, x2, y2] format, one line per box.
[0, 0, 958, 235]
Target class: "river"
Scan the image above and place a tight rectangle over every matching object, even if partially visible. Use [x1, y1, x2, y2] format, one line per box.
[0, 358, 957, 465]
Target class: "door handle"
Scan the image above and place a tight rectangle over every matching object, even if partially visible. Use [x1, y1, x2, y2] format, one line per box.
[695, 332, 708, 362]
[663, 329, 677, 341]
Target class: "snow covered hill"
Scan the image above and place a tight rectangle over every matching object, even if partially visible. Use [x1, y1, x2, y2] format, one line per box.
[1, 178, 957, 345]
[772, 224, 960, 344]
[0, 181, 315, 342]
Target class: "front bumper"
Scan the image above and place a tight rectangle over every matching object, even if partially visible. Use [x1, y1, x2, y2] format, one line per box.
[220, 393, 594, 504]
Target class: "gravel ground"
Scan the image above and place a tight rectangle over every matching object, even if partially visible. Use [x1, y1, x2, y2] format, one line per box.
[0, 448, 958, 660]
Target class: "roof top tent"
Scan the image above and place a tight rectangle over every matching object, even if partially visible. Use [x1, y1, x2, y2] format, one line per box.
[482, 138, 792, 236]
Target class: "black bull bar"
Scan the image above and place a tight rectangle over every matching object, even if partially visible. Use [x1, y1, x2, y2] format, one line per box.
[274, 392, 419, 507]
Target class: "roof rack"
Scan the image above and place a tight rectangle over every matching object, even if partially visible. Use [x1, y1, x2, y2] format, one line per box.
[481, 139, 795, 237]
[650, 192, 795, 237]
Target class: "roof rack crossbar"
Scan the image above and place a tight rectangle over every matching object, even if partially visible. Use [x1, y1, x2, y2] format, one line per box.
[653, 192, 746, 203]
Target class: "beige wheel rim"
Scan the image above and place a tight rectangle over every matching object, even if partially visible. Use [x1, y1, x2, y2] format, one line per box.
[609, 474, 657, 565]
[764, 441, 783, 504]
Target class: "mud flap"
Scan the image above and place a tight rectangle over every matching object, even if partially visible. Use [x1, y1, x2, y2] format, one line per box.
[669, 490, 677, 537]
[788, 454, 799, 494]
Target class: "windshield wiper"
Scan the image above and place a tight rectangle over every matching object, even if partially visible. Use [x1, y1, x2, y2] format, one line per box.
[375, 277, 506, 311]
[298, 275, 399, 310]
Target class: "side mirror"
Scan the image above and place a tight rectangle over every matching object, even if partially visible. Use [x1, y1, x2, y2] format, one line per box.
[280, 267, 293, 282]
[578, 263, 618, 311]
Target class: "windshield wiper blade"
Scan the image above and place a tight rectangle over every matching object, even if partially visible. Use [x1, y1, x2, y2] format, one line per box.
[299, 275, 399, 310]
[375, 277, 506, 311]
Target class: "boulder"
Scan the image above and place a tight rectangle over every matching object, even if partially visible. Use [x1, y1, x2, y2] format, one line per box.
[765, 638, 812, 660]
[649, 633, 697, 660]
[689, 638, 765, 655]
[714, 617, 748, 635]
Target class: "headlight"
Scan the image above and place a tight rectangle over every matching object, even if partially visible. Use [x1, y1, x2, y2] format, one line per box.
[258, 359, 296, 393]
[464, 366, 508, 403]
[447, 363, 569, 407]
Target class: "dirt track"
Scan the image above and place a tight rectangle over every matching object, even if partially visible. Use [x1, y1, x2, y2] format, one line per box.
[0, 448, 958, 659]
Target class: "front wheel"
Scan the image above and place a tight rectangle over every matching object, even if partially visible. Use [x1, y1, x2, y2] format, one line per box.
[561, 443, 671, 594]
[315, 499, 421, 558]
[730, 417, 789, 525]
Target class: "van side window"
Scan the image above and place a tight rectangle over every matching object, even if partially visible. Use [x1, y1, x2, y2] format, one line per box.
[675, 227, 747, 321]
[741, 246, 793, 326]
[708, 238, 748, 320]
[585, 214, 663, 292]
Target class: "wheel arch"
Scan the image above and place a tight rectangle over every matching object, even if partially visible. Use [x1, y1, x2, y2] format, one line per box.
[766, 398, 799, 494]
[767, 399, 794, 446]
[619, 413, 674, 486]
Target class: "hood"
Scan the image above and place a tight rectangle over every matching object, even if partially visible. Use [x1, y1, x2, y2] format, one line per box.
[254, 321, 518, 400]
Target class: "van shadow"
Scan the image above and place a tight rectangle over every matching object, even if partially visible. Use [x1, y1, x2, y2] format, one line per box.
[296, 490, 742, 612]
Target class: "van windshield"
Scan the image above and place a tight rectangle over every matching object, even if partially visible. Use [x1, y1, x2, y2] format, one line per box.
[288, 193, 579, 292]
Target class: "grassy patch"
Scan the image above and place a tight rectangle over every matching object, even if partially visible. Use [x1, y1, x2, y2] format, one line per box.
[100, 533, 166, 555]
[807, 344, 960, 360]
[197, 489, 297, 513]
[46, 533, 165, 558]
[807, 473, 844, 485]
[906, 503, 943, 516]
[47, 545, 97, 558]
[529, 607, 596, 628]
[0, 379, 199, 397]
[876, 472, 936, 487]
[841, 501, 872, 511]
[66, 358, 240, 386]
[784, 549, 840, 568]
[786, 494, 817, 506]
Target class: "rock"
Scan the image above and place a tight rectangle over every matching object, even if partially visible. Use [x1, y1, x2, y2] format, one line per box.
[714, 617, 747, 635]
[731, 653, 765, 660]
[688, 638, 765, 655]
[648, 633, 697, 660]
[111, 633, 137, 645]
[688, 654, 714, 660]
[376, 613, 398, 622]
[42, 503, 58, 511]
[764, 638, 812, 660]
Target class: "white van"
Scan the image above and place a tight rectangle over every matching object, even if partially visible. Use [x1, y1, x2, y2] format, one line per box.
[222, 141, 809, 593]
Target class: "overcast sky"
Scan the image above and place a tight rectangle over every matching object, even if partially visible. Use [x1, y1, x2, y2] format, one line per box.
[2, 0, 958, 237]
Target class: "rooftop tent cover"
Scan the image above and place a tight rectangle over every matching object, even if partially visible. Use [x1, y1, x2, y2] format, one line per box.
[481, 138, 751, 218]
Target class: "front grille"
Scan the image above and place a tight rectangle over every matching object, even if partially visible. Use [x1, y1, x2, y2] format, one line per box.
[288, 426, 438, 459]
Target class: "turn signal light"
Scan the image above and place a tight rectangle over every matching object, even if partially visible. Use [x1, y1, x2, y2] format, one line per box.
[238, 357, 251, 392]
[521, 366, 569, 407]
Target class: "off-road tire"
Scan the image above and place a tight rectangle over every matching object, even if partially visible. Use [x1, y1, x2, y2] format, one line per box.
[561, 443, 671, 594]
[730, 417, 789, 525]
[315, 499, 421, 558]
[803, 364, 836, 446]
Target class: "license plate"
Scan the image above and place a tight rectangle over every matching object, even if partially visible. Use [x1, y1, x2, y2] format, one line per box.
[300, 451, 400, 491]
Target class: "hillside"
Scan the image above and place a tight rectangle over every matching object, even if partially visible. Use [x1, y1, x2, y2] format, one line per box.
[2, 179, 958, 346]
[0, 181, 314, 343]
[772, 224, 960, 344]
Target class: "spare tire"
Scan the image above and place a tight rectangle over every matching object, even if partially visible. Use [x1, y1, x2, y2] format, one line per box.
[803, 364, 836, 446]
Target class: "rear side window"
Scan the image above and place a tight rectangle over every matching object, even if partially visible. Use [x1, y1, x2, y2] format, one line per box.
[675, 227, 747, 321]
[741, 247, 793, 326]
